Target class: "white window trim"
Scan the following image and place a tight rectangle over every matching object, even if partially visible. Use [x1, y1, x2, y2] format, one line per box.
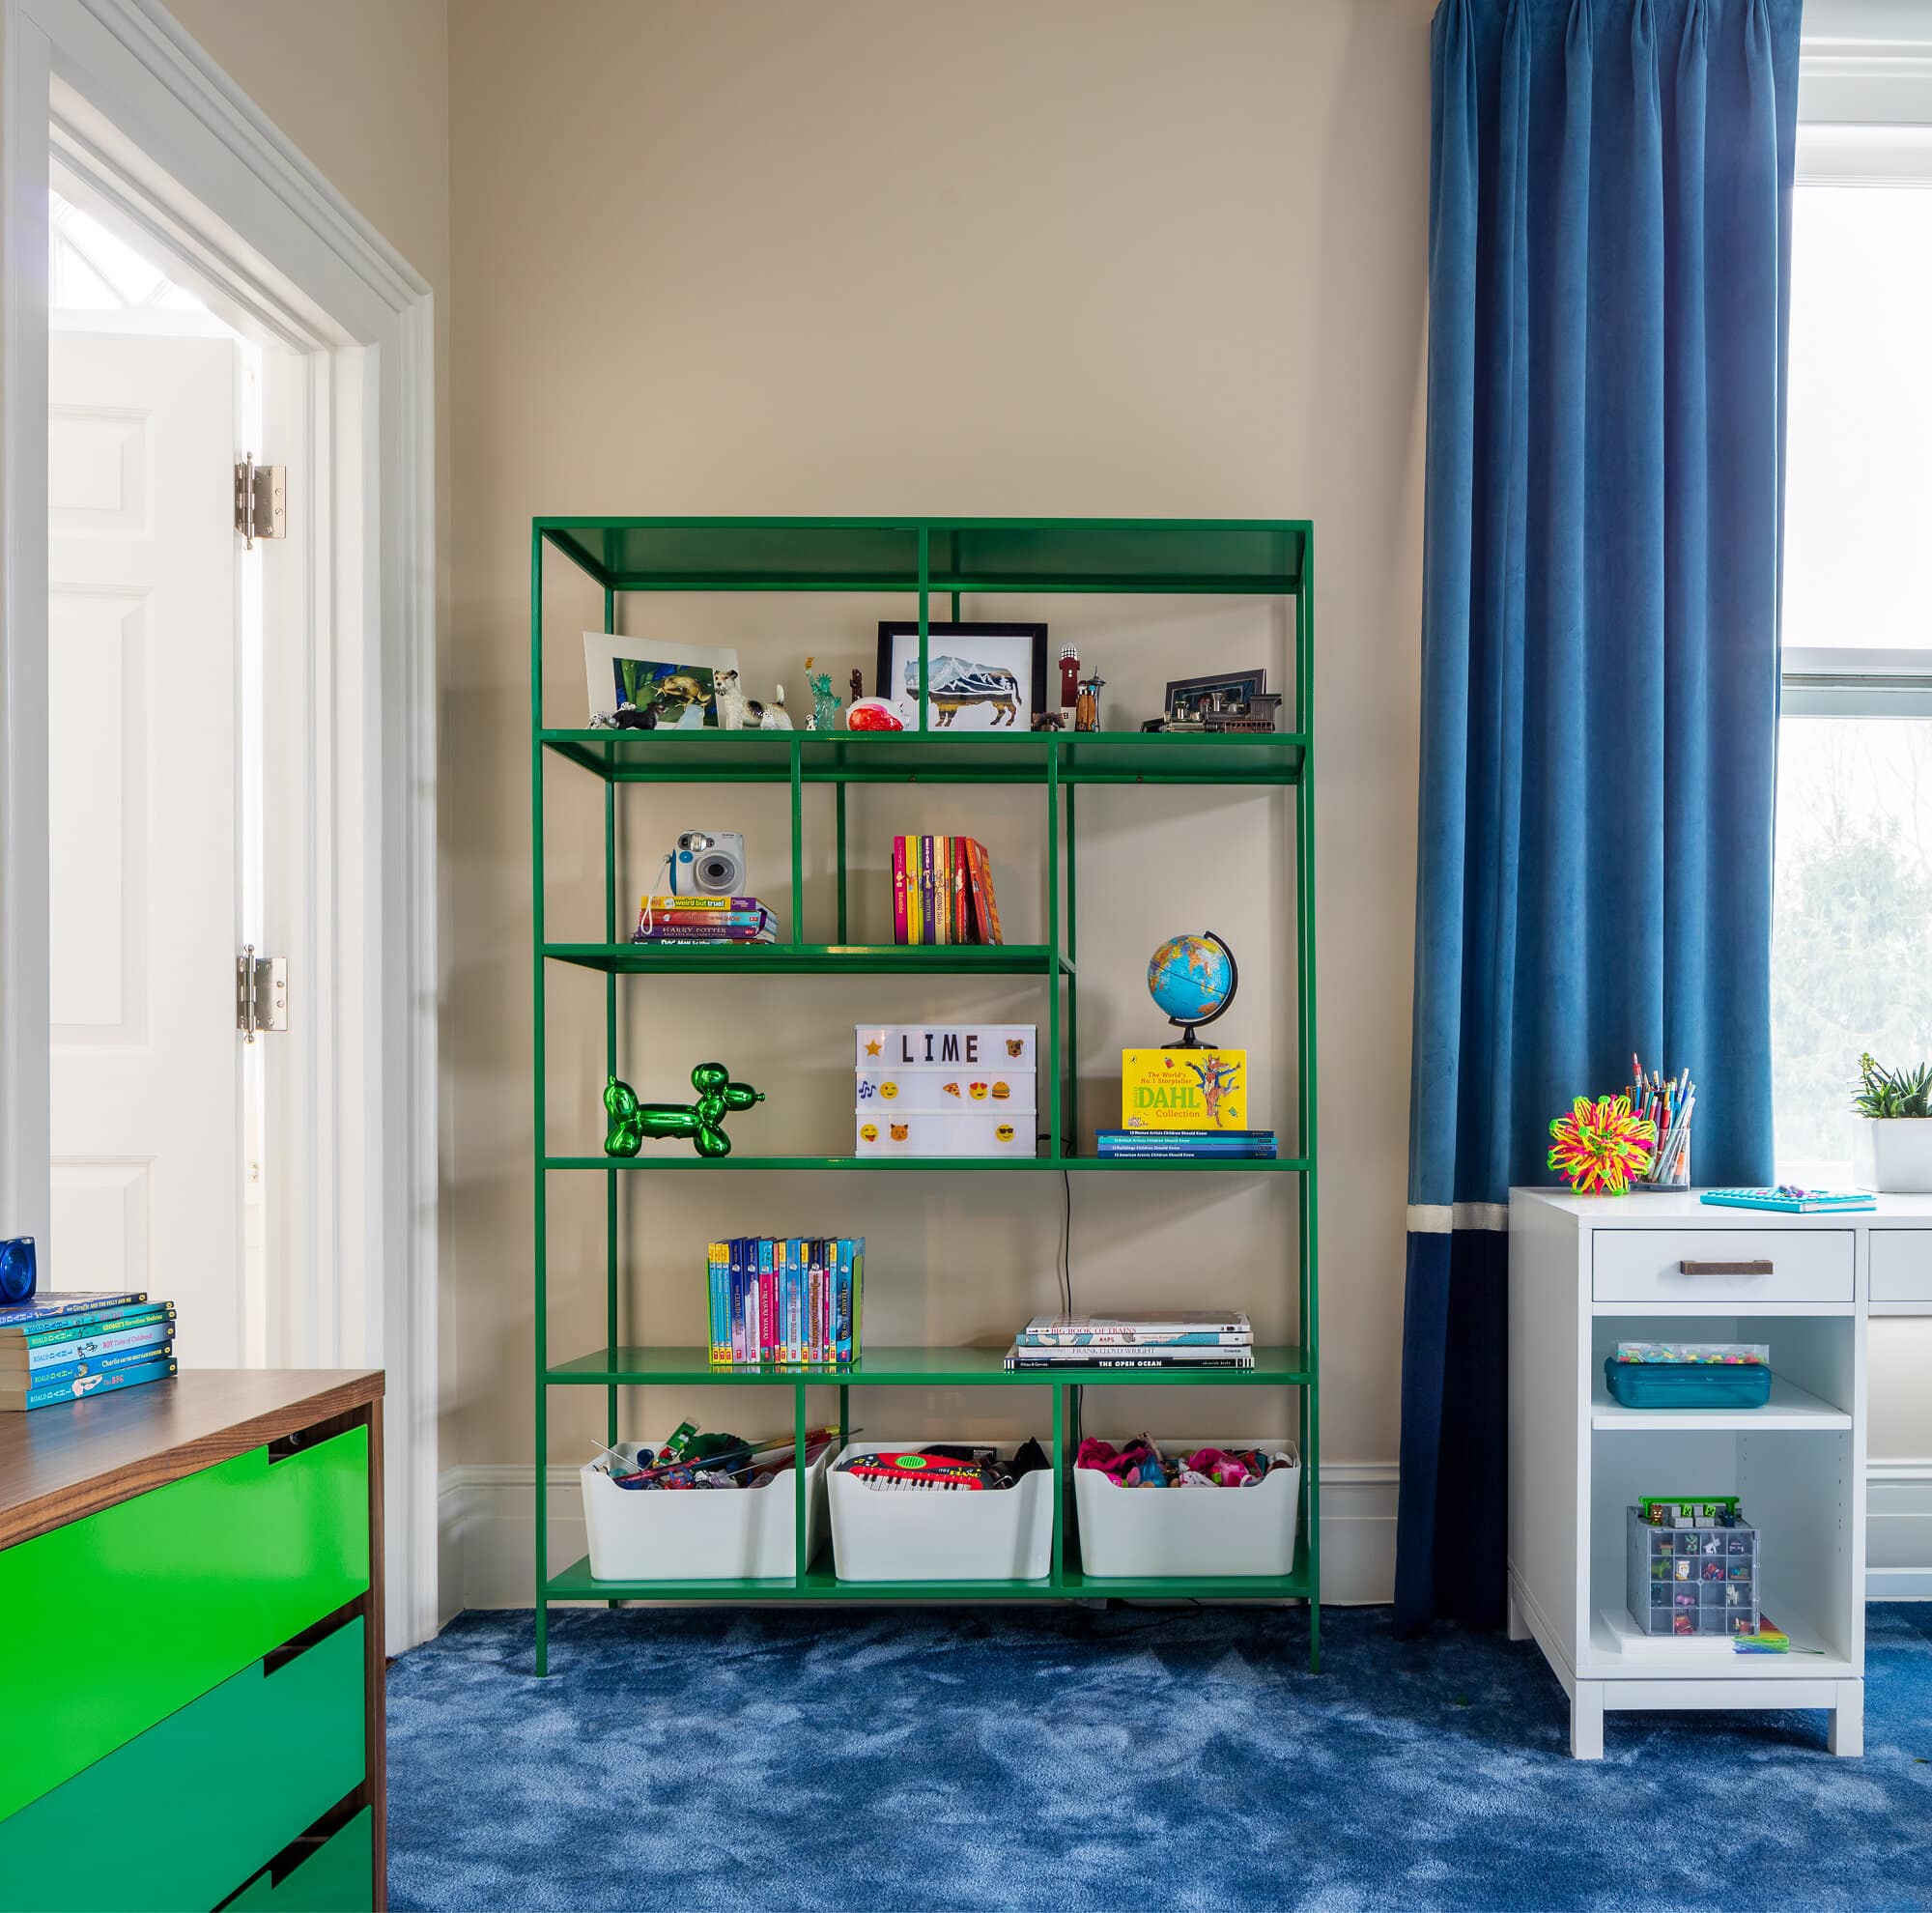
[1802, 0, 1932, 128]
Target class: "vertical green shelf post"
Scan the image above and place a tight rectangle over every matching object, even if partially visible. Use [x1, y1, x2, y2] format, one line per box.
[530, 527, 551, 1676]
[1297, 544, 1321, 1674]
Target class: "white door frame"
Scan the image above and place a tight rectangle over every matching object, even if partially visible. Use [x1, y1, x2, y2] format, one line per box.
[0, 0, 439, 1651]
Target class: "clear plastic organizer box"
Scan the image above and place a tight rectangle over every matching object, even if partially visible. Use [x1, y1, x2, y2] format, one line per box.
[1625, 1505, 1759, 1637]
[580, 1441, 831, 1581]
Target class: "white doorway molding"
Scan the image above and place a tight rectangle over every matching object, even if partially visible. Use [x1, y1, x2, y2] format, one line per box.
[0, 0, 438, 1650]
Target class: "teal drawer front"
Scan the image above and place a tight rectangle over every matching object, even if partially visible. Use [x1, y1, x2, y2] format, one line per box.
[227, 1807, 374, 1913]
[0, 1616, 365, 1913]
[0, 1424, 367, 1820]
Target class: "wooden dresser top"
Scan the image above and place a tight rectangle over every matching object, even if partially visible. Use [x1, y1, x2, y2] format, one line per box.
[0, 1368, 383, 1550]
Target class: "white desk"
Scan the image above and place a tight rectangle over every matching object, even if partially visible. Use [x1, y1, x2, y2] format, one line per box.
[1508, 1188, 1932, 1758]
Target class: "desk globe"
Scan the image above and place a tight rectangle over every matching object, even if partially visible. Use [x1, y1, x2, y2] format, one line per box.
[1147, 930, 1238, 1047]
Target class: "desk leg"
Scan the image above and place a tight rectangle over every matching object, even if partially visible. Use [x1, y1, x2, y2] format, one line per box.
[1570, 1681, 1605, 1760]
[1830, 1679, 1864, 1757]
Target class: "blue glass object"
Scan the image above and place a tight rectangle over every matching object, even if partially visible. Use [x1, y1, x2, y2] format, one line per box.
[0, 1236, 37, 1308]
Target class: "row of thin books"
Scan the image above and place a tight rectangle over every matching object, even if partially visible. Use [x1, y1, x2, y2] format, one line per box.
[632, 895, 778, 944]
[1096, 1129, 1278, 1159]
[1004, 1310, 1255, 1371]
[0, 1290, 178, 1412]
[708, 1238, 865, 1366]
[892, 836, 1003, 945]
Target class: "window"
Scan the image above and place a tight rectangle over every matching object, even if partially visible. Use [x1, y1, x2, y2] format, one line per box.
[1774, 127, 1932, 1178]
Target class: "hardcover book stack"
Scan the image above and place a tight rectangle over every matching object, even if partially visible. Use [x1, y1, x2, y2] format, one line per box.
[632, 894, 777, 945]
[1004, 1311, 1255, 1372]
[708, 1237, 864, 1367]
[891, 836, 1003, 945]
[1103, 1046, 1276, 1159]
[0, 1290, 178, 1412]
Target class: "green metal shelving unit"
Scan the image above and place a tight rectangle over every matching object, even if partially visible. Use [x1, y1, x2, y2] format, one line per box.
[530, 517, 1319, 1670]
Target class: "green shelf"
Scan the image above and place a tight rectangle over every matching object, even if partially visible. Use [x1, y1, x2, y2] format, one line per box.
[546, 1345, 1314, 1386]
[530, 515, 1319, 1672]
[544, 942, 1073, 976]
[541, 1154, 1311, 1173]
[539, 728, 1307, 786]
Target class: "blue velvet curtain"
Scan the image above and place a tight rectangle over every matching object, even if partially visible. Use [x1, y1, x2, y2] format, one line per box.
[1395, 0, 1802, 1631]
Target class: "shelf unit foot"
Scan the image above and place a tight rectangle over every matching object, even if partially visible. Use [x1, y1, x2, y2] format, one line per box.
[1570, 1680, 1605, 1759]
[1829, 1679, 1864, 1756]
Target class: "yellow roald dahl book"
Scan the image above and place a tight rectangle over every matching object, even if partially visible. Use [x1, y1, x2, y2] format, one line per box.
[1121, 1048, 1247, 1130]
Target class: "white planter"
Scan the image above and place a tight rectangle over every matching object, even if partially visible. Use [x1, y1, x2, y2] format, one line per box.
[1852, 1117, 1932, 1194]
[828, 1440, 1054, 1582]
[1074, 1438, 1300, 1579]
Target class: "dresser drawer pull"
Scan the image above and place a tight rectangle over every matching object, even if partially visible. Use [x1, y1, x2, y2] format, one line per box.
[1679, 1259, 1774, 1275]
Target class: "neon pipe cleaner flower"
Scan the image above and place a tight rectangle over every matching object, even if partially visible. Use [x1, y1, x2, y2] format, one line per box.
[1548, 1094, 1657, 1195]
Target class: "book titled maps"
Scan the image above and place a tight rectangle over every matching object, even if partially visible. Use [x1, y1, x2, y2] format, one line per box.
[1004, 1310, 1255, 1371]
[892, 837, 1002, 946]
[1121, 1048, 1249, 1131]
[0, 1293, 178, 1412]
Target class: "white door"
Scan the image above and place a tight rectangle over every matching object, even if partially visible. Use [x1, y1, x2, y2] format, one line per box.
[47, 330, 243, 1366]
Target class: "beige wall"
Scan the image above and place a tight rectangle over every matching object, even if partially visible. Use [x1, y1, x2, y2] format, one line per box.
[446, 0, 1430, 1482]
[171, 0, 1431, 1543]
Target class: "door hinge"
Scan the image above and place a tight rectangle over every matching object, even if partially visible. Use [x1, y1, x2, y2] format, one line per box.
[234, 455, 286, 548]
[236, 946, 288, 1041]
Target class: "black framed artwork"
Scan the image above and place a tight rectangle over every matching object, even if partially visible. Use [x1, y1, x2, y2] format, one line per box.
[876, 622, 1050, 731]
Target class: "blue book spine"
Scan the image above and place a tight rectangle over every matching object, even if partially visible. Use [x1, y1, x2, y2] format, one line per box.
[7, 1339, 174, 1391]
[837, 1239, 853, 1364]
[14, 1315, 173, 1371]
[758, 1239, 775, 1361]
[14, 1355, 177, 1410]
[731, 1239, 747, 1364]
[0, 1291, 149, 1332]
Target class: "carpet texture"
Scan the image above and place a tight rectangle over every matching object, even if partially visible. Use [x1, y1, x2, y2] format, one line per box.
[389, 1602, 1932, 1913]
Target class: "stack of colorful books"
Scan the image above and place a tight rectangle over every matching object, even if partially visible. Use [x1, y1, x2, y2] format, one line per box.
[708, 1237, 864, 1367]
[631, 894, 777, 945]
[891, 836, 1003, 945]
[1003, 1311, 1255, 1372]
[0, 1290, 178, 1412]
[1096, 1128, 1277, 1159]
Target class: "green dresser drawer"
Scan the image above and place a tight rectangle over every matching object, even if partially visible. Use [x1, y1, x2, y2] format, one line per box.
[0, 1424, 368, 1820]
[0, 1615, 365, 1912]
[227, 1807, 374, 1913]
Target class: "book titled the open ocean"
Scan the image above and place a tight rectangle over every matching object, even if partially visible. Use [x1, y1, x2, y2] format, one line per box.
[1016, 1311, 1252, 1347]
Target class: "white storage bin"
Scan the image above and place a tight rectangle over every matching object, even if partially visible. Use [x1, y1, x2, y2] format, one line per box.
[580, 1440, 831, 1581]
[828, 1440, 1054, 1582]
[1074, 1438, 1300, 1579]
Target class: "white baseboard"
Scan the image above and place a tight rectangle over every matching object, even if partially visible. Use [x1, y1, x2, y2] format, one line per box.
[438, 1457, 1400, 1619]
[1867, 1459, 1932, 1601]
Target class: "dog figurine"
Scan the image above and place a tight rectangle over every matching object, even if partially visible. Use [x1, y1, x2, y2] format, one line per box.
[604, 1063, 764, 1159]
[713, 669, 747, 731]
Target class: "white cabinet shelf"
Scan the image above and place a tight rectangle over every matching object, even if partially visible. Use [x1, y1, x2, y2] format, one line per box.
[1589, 1374, 1850, 1432]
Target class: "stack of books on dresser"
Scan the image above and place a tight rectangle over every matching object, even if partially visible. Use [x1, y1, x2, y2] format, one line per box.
[631, 895, 777, 945]
[0, 1290, 178, 1412]
[1003, 1311, 1254, 1372]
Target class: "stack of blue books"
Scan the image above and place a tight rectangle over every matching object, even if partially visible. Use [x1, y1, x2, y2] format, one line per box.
[1096, 1129, 1277, 1160]
[0, 1290, 178, 1413]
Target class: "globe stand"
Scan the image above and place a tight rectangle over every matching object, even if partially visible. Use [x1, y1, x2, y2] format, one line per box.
[1157, 930, 1238, 1049]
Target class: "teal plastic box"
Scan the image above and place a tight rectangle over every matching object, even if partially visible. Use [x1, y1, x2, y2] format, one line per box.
[1603, 1356, 1772, 1411]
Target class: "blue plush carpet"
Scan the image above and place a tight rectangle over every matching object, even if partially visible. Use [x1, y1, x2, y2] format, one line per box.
[388, 1602, 1932, 1912]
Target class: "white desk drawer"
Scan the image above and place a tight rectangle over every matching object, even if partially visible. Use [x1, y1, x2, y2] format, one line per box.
[1592, 1229, 1853, 1304]
[1871, 1230, 1932, 1305]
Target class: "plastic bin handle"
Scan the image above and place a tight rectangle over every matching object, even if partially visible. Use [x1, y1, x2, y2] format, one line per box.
[1679, 1259, 1773, 1275]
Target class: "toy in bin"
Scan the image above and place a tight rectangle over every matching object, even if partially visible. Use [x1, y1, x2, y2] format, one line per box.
[1626, 1502, 1758, 1638]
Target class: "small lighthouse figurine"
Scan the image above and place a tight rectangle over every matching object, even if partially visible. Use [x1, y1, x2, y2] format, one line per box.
[1059, 642, 1081, 710]
[1074, 672, 1105, 732]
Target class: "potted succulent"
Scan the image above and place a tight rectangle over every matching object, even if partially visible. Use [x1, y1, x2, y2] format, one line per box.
[1851, 1052, 1932, 1193]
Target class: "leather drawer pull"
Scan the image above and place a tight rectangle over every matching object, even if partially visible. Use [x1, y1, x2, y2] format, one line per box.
[1679, 1259, 1773, 1275]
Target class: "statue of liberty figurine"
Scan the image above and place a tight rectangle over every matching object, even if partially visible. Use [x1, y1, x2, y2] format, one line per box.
[804, 657, 841, 732]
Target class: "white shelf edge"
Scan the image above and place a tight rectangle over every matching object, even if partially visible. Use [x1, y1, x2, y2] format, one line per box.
[1585, 1601, 1857, 1682]
[1590, 1373, 1852, 1432]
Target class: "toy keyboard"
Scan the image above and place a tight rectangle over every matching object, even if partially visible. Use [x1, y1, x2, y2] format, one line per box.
[1700, 1186, 1876, 1213]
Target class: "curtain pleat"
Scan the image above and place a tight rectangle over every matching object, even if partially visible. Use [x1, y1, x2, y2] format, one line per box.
[1396, 0, 1802, 1632]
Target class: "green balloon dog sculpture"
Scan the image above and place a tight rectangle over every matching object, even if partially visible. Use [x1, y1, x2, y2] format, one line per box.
[604, 1063, 764, 1159]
